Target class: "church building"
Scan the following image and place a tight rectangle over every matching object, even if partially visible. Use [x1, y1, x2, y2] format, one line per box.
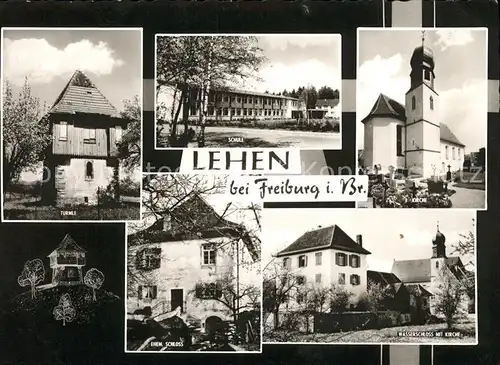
[361, 33, 465, 178]
[391, 224, 472, 316]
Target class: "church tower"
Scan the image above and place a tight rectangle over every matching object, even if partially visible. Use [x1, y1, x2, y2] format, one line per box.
[404, 31, 441, 178]
[430, 222, 447, 285]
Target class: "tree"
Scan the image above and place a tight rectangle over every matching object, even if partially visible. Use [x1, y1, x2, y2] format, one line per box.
[476, 147, 485, 170]
[451, 219, 476, 310]
[155, 36, 266, 147]
[2, 78, 51, 191]
[299, 86, 318, 120]
[359, 280, 390, 313]
[433, 267, 466, 329]
[317, 86, 339, 100]
[196, 272, 260, 322]
[263, 260, 301, 329]
[53, 293, 76, 326]
[117, 94, 141, 172]
[84, 268, 105, 301]
[328, 285, 353, 313]
[18, 258, 45, 299]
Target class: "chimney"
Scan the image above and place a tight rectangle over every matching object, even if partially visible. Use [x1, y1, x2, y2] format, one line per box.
[356, 234, 363, 247]
[163, 215, 172, 232]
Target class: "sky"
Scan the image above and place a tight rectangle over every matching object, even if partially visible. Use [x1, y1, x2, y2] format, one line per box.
[131, 174, 262, 237]
[2, 28, 142, 113]
[262, 209, 475, 273]
[246, 35, 342, 94]
[357, 28, 487, 153]
[156, 34, 342, 107]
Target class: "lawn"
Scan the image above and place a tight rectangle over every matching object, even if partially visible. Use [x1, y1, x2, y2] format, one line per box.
[264, 317, 476, 344]
[3, 193, 140, 220]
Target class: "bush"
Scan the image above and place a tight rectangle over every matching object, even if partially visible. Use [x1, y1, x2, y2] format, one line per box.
[120, 176, 140, 197]
[97, 185, 120, 208]
[329, 287, 353, 313]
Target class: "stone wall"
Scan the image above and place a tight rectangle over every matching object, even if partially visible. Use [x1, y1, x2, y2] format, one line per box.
[55, 158, 114, 206]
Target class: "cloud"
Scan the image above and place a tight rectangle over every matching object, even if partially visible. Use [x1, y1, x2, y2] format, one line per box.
[246, 59, 341, 94]
[262, 36, 337, 51]
[357, 54, 408, 146]
[434, 29, 474, 51]
[3, 38, 124, 85]
[440, 79, 487, 152]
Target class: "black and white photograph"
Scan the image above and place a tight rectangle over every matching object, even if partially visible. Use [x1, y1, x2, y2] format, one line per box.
[356, 28, 487, 209]
[1, 28, 142, 221]
[126, 174, 262, 352]
[155, 35, 341, 149]
[262, 209, 477, 345]
[0, 223, 125, 364]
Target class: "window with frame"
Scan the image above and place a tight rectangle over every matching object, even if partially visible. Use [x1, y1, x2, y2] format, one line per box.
[424, 70, 431, 81]
[296, 275, 306, 285]
[349, 254, 360, 268]
[202, 244, 216, 265]
[445, 145, 449, 159]
[335, 252, 347, 266]
[115, 126, 123, 143]
[297, 292, 305, 304]
[338, 273, 346, 285]
[396, 125, 403, 156]
[452, 147, 456, 160]
[436, 261, 439, 268]
[195, 282, 222, 299]
[315, 274, 322, 284]
[411, 96, 416, 110]
[315, 252, 322, 265]
[430, 96, 434, 110]
[350, 274, 360, 286]
[283, 257, 291, 269]
[138, 285, 157, 300]
[85, 161, 94, 181]
[298, 255, 308, 268]
[83, 128, 96, 144]
[136, 247, 162, 270]
[59, 122, 68, 141]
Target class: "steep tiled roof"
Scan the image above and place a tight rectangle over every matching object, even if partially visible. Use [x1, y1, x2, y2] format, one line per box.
[361, 94, 406, 124]
[128, 193, 260, 262]
[367, 270, 402, 286]
[362, 93, 465, 147]
[49, 70, 120, 117]
[48, 234, 85, 256]
[276, 225, 371, 257]
[440, 123, 465, 147]
[406, 284, 433, 297]
[391, 259, 431, 283]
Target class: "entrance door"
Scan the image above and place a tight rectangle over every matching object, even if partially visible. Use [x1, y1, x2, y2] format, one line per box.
[171, 289, 184, 313]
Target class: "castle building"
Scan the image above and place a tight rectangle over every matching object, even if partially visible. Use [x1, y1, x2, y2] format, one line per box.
[48, 234, 86, 286]
[275, 225, 372, 305]
[41, 70, 128, 206]
[127, 193, 260, 333]
[361, 33, 465, 178]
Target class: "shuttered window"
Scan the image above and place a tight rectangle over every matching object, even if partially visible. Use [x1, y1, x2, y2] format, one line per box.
[335, 253, 347, 267]
[350, 274, 360, 286]
[59, 122, 68, 141]
[349, 255, 360, 268]
[298, 255, 308, 268]
[136, 248, 161, 270]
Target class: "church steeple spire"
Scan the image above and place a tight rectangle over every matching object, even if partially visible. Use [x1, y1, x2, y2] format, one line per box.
[409, 31, 435, 91]
[432, 221, 446, 258]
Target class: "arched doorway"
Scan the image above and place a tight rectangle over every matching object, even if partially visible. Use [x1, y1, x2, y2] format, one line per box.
[205, 316, 224, 336]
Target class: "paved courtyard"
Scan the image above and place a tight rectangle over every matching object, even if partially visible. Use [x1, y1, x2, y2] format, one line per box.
[158, 126, 341, 149]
